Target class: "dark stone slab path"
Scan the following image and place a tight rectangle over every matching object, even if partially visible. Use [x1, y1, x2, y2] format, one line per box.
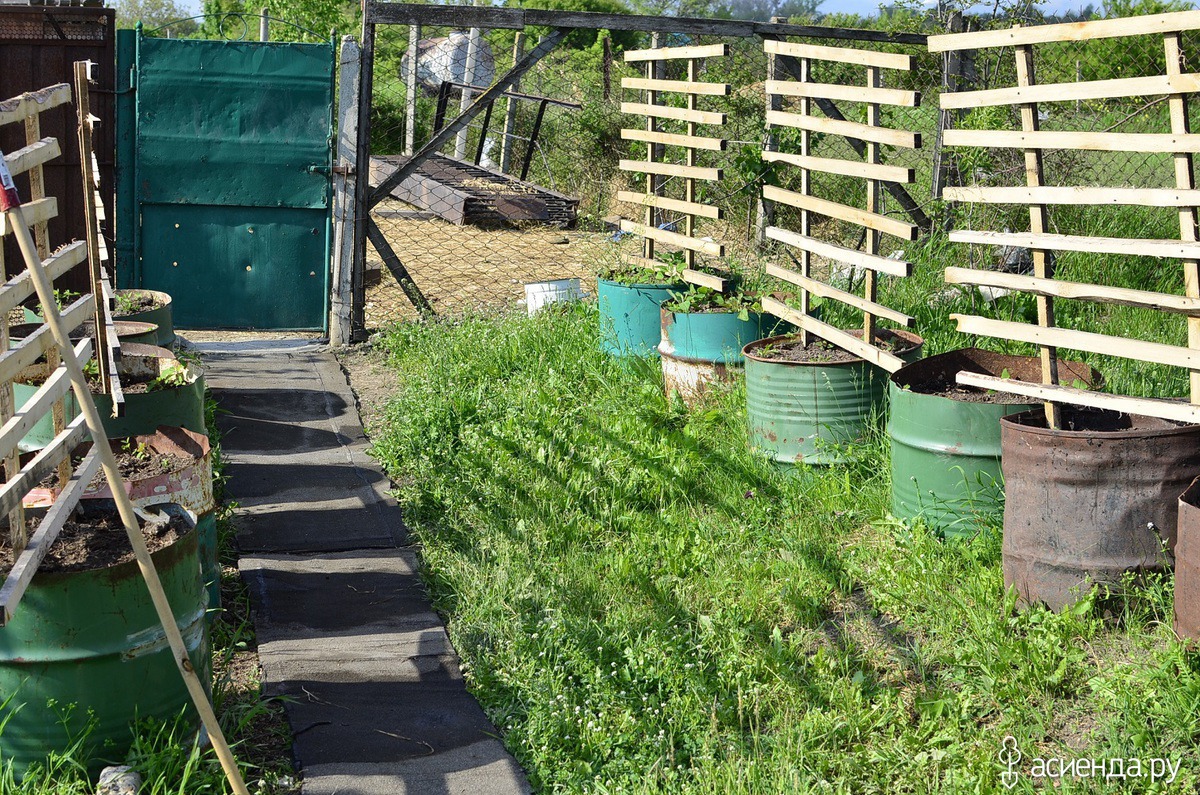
[198, 339, 529, 795]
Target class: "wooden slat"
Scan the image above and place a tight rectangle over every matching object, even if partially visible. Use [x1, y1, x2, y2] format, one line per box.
[619, 219, 723, 256]
[682, 269, 727, 291]
[945, 266, 1200, 315]
[616, 191, 722, 220]
[621, 127, 726, 151]
[764, 79, 919, 107]
[765, 263, 914, 326]
[943, 128, 1200, 153]
[0, 198, 57, 237]
[948, 229, 1200, 259]
[765, 225, 911, 277]
[0, 414, 89, 520]
[929, 10, 1200, 52]
[623, 255, 674, 273]
[0, 242, 86, 317]
[621, 102, 725, 126]
[621, 77, 730, 96]
[763, 39, 912, 71]
[624, 43, 729, 61]
[762, 150, 914, 183]
[0, 84, 72, 127]
[943, 185, 1200, 207]
[0, 295, 95, 387]
[766, 109, 921, 149]
[951, 313, 1200, 369]
[942, 73, 1200, 110]
[0, 340, 91, 463]
[3, 138, 61, 178]
[957, 372, 1200, 425]
[0, 447, 102, 626]
[618, 159, 722, 182]
[764, 185, 918, 240]
[762, 296, 907, 372]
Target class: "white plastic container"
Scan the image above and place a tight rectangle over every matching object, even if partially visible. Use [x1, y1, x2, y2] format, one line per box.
[524, 278, 583, 315]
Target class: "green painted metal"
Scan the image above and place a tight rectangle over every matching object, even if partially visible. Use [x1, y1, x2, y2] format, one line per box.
[888, 381, 1026, 536]
[0, 507, 209, 776]
[114, 290, 175, 346]
[597, 279, 683, 357]
[196, 510, 219, 612]
[117, 32, 335, 330]
[659, 309, 766, 364]
[744, 332, 922, 466]
[95, 363, 207, 440]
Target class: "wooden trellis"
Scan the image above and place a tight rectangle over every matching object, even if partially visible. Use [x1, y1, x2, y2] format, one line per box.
[618, 42, 731, 290]
[0, 79, 249, 794]
[930, 10, 1200, 425]
[758, 40, 922, 371]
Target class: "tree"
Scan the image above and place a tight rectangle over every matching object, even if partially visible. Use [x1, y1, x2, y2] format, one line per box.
[116, 0, 199, 36]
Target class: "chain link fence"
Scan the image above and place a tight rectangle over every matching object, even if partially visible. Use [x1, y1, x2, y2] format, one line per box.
[359, 11, 1197, 329]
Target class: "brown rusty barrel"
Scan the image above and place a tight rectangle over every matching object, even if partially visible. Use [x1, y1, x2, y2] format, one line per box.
[1177, 478, 1200, 641]
[1001, 408, 1200, 611]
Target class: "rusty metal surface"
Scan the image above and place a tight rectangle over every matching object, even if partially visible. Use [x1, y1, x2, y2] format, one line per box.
[1176, 477, 1200, 641]
[1001, 408, 1200, 610]
[660, 349, 735, 405]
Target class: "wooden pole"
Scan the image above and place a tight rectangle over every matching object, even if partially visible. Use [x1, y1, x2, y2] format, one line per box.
[643, 32, 661, 263]
[1014, 43, 1060, 429]
[499, 32, 525, 173]
[863, 64, 880, 344]
[684, 56, 697, 273]
[799, 55, 811, 346]
[2, 202, 251, 795]
[455, 27, 482, 160]
[1165, 31, 1200, 404]
[75, 63, 112, 399]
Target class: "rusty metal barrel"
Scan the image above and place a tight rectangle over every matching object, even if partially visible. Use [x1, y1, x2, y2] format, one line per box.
[1001, 408, 1200, 611]
[1176, 477, 1200, 641]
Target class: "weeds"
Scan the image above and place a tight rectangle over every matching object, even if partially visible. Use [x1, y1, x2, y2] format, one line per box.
[369, 303, 1200, 793]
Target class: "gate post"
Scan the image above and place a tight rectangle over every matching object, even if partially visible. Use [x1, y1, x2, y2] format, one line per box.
[331, 35, 361, 347]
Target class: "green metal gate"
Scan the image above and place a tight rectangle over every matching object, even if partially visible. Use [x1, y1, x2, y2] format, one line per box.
[116, 30, 335, 331]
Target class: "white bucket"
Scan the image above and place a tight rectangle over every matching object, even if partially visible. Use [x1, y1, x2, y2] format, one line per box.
[525, 278, 583, 315]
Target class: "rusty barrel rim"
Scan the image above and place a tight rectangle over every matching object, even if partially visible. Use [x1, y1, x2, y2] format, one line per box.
[999, 407, 1200, 440]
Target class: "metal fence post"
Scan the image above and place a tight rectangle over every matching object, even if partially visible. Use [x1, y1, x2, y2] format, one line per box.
[330, 35, 361, 346]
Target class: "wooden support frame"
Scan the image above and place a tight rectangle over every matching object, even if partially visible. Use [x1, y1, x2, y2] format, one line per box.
[617, 38, 731, 290]
[0, 81, 252, 795]
[760, 40, 921, 370]
[936, 22, 1200, 424]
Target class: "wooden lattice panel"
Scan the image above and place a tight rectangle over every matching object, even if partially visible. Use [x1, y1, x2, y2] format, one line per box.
[930, 10, 1200, 425]
[759, 40, 922, 372]
[619, 42, 731, 290]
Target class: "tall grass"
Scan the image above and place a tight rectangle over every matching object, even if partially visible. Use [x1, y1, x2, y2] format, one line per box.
[370, 302, 1200, 794]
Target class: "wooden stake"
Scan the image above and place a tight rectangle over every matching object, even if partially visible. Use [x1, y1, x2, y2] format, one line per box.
[1165, 32, 1200, 404]
[1014, 43, 1061, 429]
[799, 56, 811, 346]
[75, 63, 112, 401]
[684, 57, 697, 273]
[3, 204, 251, 795]
[863, 64, 880, 344]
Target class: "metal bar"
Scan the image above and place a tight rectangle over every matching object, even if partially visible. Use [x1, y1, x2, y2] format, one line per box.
[369, 29, 567, 209]
[433, 80, 452, 135]
[520, 99, 549, 182]
[365, 218, 434, 316]
[475, 100, 494, 165]
[440, 81, 582, 109]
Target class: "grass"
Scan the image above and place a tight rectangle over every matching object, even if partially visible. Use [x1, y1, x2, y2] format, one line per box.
[367, 296, 1200, 794]
[0, 395, 295, 794]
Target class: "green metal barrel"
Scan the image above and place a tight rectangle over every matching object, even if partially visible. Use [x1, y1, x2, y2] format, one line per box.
[888, 349, 1102, 537]
[597, 278, 683, 357]
[0, 505, 209, 776]
[113, 290, 175, 346]
[744, 331, 921, 466]
[659, 308, 768, 403]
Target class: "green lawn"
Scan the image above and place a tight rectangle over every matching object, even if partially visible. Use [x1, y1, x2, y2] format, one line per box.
[368, 297, 1200, 794]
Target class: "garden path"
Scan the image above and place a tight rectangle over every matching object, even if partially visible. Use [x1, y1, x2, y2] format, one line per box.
[195, 336, 530, 795]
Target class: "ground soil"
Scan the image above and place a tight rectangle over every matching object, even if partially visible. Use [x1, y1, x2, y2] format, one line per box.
[336, 345, 397, 432]
[0, 510, 187, 574]
[750, 330, 917, 365]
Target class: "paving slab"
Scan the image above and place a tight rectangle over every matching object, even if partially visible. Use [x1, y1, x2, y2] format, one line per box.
[200, 340, 530, 795]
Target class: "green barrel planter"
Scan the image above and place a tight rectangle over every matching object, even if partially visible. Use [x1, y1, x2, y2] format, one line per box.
[744, 330, 922, 466]
[659, 307, 773, 403]
[113, 289, 175, 347]
[888, 349, 1101, 537]
[597, 278, 684, 357]
[0, 503, 209, 776]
